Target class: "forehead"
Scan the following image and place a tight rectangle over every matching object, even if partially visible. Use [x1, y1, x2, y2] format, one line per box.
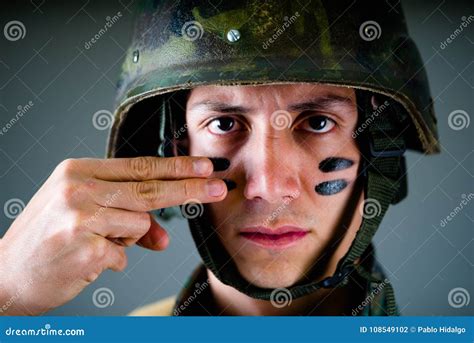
[187, 83, 355, 105]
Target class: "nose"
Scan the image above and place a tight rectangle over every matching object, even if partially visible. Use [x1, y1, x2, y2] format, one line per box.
[243, 133, 301, 204]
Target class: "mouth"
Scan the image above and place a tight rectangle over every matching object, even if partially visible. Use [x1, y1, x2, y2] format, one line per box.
[239, 226, 309, 249]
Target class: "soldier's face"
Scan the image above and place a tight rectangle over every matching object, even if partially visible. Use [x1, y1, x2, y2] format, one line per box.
[186, 83, 363, 288]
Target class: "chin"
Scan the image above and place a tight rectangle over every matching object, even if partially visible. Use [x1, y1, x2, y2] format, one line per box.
[234, 259, 305, 289]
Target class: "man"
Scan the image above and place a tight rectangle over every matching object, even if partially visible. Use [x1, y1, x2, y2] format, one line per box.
[0, 0, 438, 316]
[130, 83, 392, 316]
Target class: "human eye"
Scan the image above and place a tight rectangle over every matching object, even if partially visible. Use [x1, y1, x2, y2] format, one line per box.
[299, 115, 336, 133]
[206, 116, 242, 135]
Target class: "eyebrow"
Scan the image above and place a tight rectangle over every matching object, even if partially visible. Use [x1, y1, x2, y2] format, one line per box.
[189, 94, 353, 115]
[287, 95, 354, 112]
[189, 101, 250, 114]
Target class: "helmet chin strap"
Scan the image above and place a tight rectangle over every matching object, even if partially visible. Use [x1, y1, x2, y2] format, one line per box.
[160, 90, 405, 316]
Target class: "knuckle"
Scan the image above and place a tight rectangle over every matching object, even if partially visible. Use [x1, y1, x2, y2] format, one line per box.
[137, 212, 151, 231]
[182, 179, 196, 199]
[56, 159, 79, 178]
[68, 210, 89, 234]
[94, 238, 109, 259]
[117, 248, 128, 271]
[83, 178, 98, 190]
[133, 182, 160, 208]
[59, 182, 82, 206]
[84, 237, 108, 264]
[170, 157, 186, 176]
[77, 244, 97, 267]
[80, 258, 104, 282]
[128, 156, 155, 180]
[84, 271, 101, 284]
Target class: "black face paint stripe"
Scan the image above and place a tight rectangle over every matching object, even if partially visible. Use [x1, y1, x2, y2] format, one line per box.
[209, 157, 230, 171]
[208, 157, 234, 190]
[315, 179, 348, 196]
[222, 179, 237, 191]
[318, 157, 354, 173]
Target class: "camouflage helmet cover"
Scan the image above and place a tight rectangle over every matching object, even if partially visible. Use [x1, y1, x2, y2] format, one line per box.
[107, 0, 439, 158]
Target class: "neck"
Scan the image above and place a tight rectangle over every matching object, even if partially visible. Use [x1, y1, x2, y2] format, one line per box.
[207, 268, 365, 316]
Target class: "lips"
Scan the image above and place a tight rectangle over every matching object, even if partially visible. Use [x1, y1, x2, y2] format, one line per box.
[239, 226, 309, 249]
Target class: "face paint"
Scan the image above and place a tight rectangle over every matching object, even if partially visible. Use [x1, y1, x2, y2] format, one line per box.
[209, 157, 230, 171]
[222, 178, 237, 191]
[318, 157, 354, 173]
[209, 157, 234, 190]
[315, 179, 348, 196]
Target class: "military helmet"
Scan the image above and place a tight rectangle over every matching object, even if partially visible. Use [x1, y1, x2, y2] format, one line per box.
[107, 0, 439, 315]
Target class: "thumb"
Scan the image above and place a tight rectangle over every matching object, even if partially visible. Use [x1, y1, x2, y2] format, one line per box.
[136, 213, 170, 251]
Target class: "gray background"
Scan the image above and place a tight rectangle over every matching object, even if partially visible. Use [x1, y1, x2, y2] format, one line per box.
[0, 0, 472, 316]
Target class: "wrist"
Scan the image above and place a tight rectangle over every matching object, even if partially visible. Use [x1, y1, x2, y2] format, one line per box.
[0, 239, 23, 315]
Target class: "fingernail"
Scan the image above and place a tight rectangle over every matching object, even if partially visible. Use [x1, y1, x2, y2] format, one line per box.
[209, 157, 230, 172]
[206, 180, 225, 197]
[222, 179, 237, 191]
[193, 158, 211, 175]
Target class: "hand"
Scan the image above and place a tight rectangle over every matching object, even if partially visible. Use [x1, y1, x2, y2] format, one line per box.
[0, 156, 226, 315]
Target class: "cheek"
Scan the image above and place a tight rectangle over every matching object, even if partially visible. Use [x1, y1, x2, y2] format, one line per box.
[314, 157, 356, 196]
[318, 157, 354, 172]
[186, 129, 202, 156]
[187, 125, 239, 156]
[315, 179, 348, 195]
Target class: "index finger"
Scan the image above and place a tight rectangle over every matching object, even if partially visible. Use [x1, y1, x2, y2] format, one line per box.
[84, 156, 217, 181]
